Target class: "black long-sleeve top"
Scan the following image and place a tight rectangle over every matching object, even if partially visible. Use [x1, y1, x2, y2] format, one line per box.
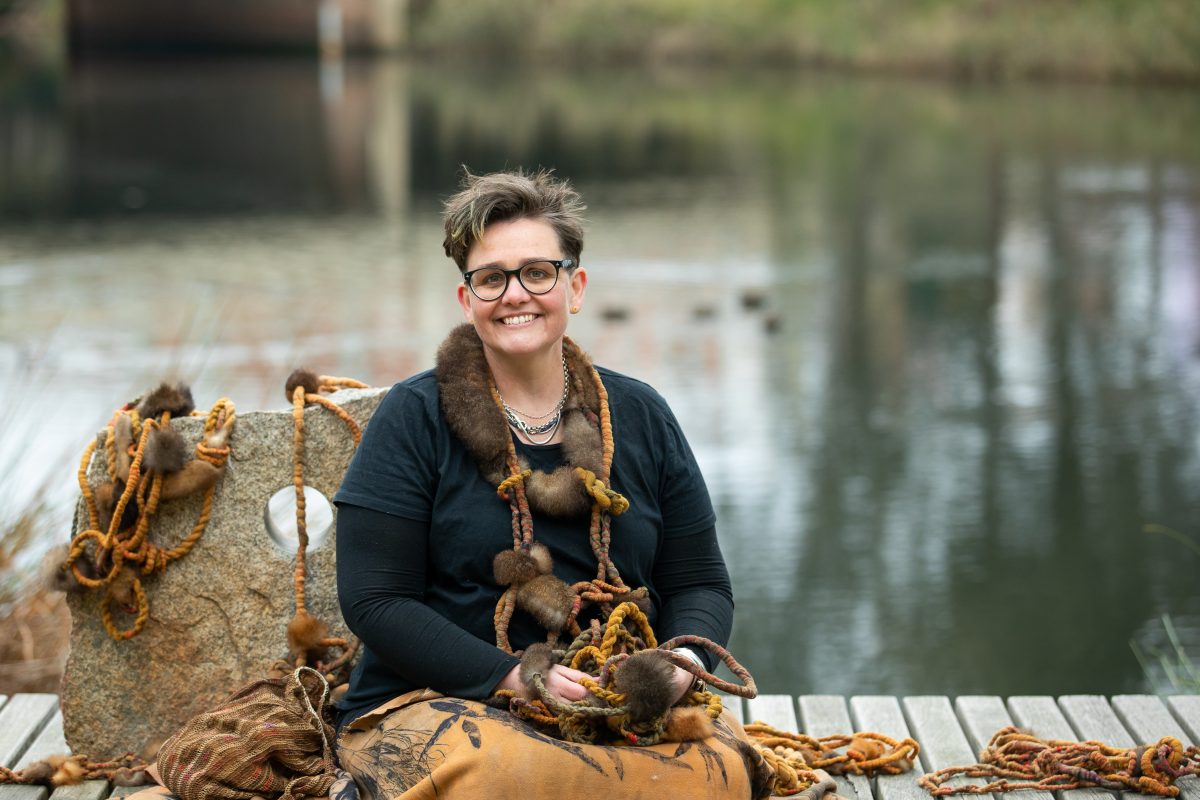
[333, 367, 734, 727]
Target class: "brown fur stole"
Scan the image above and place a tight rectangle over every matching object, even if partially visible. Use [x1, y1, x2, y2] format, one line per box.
[436, 324, 605, 518]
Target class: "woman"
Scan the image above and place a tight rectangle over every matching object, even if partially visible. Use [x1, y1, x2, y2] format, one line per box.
[333, 169, 769, 799]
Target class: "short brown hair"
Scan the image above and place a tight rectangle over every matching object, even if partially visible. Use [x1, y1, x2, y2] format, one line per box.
[442, 168, 586, 272]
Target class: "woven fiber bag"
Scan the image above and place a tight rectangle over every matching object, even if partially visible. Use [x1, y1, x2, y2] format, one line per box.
[157, 667, 337, 800]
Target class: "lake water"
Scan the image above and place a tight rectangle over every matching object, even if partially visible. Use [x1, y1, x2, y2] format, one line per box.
[2, 56, 1198, 697]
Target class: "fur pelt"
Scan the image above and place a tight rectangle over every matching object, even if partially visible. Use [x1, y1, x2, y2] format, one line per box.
[493, 548, 543, 586]
[287, 610, 329, 661]
[517, 642, 557, 699]
[495, 544, 575, 632]
[143, 427, 188, 473]
[518, 573, 574, 632]
[662, 706, 715, 742]
[436, 324, 606, 519]
[612, 650, 676, 724]
[20, 755, 86, 787]
[41, 544, 89, 594]
[137, 382, 195, 419]
[109, 565, 140, 609]
[95, 479, 139, 533]
[285, 368, 322, 401]
[111, 415, 134, 483]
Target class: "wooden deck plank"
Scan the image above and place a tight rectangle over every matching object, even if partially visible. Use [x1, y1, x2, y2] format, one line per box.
[1006, 696, 1115, 800]
[0, 697, 61, 800]
[48, 783, 111, 800]
[0, 783, 49, 800]
[11, 710, 112, 800]
[1058, 696, 1136, 747]
[106, 787, 147, 799]
[16, 712, 67, 767]
[0, 695, 60, 768]
[850, 696, 926, 800]
[955, 696, 1055, 800]
[1110, 695, 1199, 800]
[902, 696, 978, 767]
[746, 695, 798, 731]
[903, 695, 994, 798]
[799, 695, 873, 800]
[1168, 696, 1200, 744]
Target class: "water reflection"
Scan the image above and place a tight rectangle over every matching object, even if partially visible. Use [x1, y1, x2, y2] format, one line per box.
[2, 57, 1198, 696]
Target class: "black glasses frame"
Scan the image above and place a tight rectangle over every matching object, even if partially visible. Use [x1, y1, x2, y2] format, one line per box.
[462, 258, 575, 301]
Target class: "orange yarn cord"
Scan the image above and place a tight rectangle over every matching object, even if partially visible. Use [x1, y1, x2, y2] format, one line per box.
[287, 374, 366, 672]
[64, 397, 236, 640]
[918, 727, 1199, 797]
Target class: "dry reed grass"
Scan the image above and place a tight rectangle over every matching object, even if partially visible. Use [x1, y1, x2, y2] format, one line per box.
[0, 494, 71, 695]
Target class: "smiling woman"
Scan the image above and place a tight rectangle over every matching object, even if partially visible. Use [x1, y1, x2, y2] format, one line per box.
[330, 169, 770, 798]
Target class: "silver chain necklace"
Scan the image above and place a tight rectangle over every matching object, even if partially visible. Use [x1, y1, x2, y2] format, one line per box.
[500, 357, 569, 444]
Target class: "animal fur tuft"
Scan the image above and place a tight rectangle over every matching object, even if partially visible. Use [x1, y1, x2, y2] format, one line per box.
[437, 325, 512, 485]
[493, 549, 540, 586]
[95, 480, 139, 532]
[22, 756, 86, 786]
[110, 768, 148, 787]
[285, 368, 322, 401]
[287, 610, 329, 661]
[111, 416, 134, 483]
[663, 706, 715, 742]
[136, 382, 195, 419]
[41, 544, 87, 594]
[20, 759, 56, 784]
[109, 566, 140, 609]
[524, 464, 590, 518]
[517, 573, 574, 632]
[528, 542, 553, 574]
[143, 427, 188, 473]
[160, 460, 222, 501]
[517, 642, 557, 699]
[613, 651, 676, 724]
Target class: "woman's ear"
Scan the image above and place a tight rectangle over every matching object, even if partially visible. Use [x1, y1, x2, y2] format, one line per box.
[457, 283, 473, 321]
[568, 267, 588, 314]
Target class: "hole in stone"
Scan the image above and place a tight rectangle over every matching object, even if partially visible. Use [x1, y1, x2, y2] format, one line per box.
[265, 485, 333, 553]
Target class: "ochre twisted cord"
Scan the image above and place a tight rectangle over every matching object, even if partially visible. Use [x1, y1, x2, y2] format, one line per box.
[63, 399, 236, 640]
[917, 727, 1199, 797]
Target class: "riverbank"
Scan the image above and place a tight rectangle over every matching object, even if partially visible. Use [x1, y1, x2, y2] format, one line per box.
[409, 0, 1199, 83]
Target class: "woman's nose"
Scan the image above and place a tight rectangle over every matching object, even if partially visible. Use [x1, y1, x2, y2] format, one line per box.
[500, 273, 532, 302]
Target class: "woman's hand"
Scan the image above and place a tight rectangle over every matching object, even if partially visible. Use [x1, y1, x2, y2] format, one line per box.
[495, 663, 590, 703]
[669, 666, 696, 705]
[543, 665, 590, 702]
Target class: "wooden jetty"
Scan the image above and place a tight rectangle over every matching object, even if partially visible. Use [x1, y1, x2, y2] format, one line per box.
[1, 693, 1198, 800]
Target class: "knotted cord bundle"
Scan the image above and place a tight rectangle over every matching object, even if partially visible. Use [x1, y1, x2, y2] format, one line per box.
[489, 360, 648, 653]
[918, 726, 1200, 797]
[743, 724, 920, 796]
[0, 752, 152, 788]
[496, 600, 756, 747]
[278, 369, 367, 686]
[63, 389, 236, 640]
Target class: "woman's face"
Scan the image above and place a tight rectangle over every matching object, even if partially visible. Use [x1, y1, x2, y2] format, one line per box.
[457, 216, 587, 364]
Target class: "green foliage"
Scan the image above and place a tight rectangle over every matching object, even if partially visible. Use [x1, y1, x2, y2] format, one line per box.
[408, 0, 1200, 80]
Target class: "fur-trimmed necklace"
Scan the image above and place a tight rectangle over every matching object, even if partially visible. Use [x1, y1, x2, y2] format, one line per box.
[436, 324, 649, 651]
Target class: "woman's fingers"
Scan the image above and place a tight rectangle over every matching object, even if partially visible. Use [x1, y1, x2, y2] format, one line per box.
[669, 666, 694, 705]
[546, 665, 589, 702]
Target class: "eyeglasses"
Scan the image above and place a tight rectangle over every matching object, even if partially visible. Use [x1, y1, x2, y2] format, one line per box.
[462, 259, 574, 302]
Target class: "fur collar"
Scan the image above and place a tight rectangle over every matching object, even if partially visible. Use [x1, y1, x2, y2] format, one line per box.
[436, 324, 605, 518]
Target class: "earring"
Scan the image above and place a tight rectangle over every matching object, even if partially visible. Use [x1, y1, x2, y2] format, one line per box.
[570, 306, 580, 314]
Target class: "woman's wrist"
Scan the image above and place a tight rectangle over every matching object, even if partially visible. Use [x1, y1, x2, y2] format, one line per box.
[671, 647, 706, 699]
